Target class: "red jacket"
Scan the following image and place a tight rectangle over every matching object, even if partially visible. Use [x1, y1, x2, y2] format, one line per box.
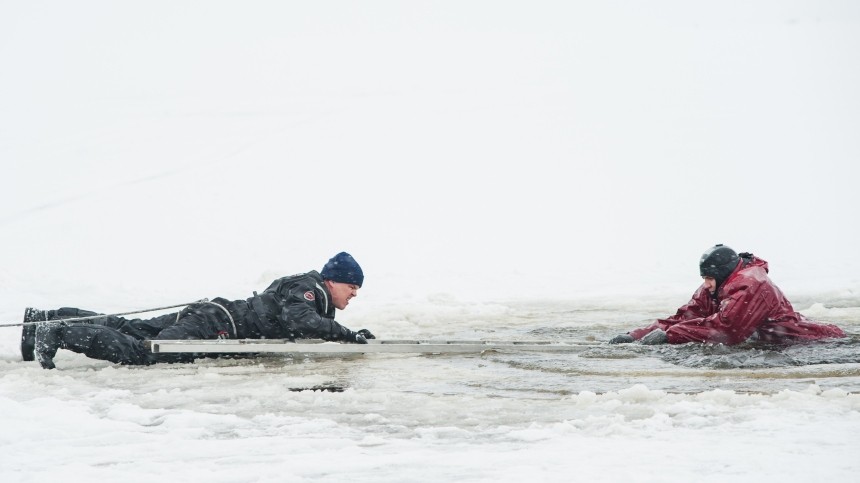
[630, 256, 845, 345]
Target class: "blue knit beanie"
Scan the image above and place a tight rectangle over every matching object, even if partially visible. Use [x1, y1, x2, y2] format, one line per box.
[321, 252, 364, 287]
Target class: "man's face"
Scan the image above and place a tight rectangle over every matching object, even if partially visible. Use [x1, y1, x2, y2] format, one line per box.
[702, 276, 717, 294]
[326, 281, 360, 310]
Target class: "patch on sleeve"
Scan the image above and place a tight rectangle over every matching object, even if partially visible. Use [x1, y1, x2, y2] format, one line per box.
[303, 291, 315, 301]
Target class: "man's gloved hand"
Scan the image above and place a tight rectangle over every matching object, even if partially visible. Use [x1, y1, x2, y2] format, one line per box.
[351, 329, 375, 344]
[609, 334, 634, 344]
[356, 329, 375, 340]
[640, 329, 668, 345]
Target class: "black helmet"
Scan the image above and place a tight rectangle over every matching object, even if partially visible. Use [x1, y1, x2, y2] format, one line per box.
[699, 244, 739, 286]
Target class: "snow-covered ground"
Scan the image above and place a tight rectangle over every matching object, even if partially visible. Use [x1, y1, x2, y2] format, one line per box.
[2, 1, 859, 481]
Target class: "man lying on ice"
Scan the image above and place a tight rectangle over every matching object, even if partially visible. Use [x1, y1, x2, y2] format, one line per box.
[22, 252, 375, 369]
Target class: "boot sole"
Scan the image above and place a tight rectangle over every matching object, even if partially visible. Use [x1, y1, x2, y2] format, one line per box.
[21, 308, 43, 361]
[21, 325, 36, 361]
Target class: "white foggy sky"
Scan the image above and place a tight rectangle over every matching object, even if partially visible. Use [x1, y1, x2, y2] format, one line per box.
[1, 1, 859, 307]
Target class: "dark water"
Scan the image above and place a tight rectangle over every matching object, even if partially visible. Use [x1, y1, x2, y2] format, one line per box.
[451, 299, 860, 395]
[450, 336, 860, 396]
[263, 334, 860, 398]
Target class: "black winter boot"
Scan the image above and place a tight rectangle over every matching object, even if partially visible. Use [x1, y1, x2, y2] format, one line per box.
[34, 322, 65, 369]
[21, 308, 48, 361]
[22, 307, 103, 362]
[54, 307, 100, 320]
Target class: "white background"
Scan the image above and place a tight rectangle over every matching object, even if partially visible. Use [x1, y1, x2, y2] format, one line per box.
[2, 1, 859, 309]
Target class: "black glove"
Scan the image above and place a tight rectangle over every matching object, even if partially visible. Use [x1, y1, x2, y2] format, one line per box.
[609, 334, 634, 344]
[350, 329, 375, 344]
[640, 329, 668, 345]
[356, 329, 375, 340]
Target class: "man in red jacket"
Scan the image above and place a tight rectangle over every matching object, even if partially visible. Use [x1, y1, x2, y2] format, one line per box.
[610, 244, 845, 346]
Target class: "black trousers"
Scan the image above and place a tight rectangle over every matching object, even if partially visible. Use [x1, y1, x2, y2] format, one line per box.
[53, 302, 239, 365]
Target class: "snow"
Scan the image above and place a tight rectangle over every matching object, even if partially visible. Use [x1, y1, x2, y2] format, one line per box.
[2, 1, 860, 482]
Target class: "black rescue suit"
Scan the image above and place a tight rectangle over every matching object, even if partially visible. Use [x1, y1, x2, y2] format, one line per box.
[42, 271, 364, 365]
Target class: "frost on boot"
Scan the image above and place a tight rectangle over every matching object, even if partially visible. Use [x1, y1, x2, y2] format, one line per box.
[34, 322, 65, 369]
[21, 308, 47, 362]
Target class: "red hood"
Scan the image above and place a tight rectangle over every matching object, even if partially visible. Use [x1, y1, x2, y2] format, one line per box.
[744, 255, 769, 273]
[721, 255, 769, 288]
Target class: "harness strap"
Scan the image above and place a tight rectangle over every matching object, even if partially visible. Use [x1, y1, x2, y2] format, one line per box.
[177, 300, 238, 338]
[203, 300, 238, 338]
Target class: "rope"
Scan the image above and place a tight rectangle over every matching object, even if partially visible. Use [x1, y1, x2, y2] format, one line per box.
[0, 299, 210, 328]
[200, 300, 238, 338]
